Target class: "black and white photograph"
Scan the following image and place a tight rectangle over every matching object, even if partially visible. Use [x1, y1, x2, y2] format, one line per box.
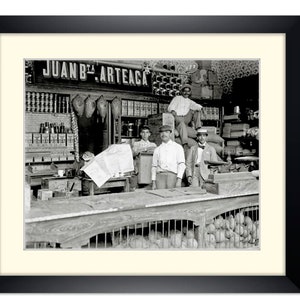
[24, 59, 260, 250]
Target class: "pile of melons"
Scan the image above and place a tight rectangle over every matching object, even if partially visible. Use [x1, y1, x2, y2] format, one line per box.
[108, 212, 259, 249]
[204, 212, 259, 249]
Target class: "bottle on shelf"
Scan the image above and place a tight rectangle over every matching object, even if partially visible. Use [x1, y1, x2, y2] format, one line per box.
[39, 123, 45, 133]
[50, 123, 55, 133]
[121, 121, 127, 136]
[127, 122, 134, 137]
[59, 122, 65, 133]
[44, 122, 50, 134]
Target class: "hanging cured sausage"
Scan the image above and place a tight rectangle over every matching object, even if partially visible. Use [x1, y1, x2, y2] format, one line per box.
[96, 96, 108, 123]
[111, 96, 121, 120]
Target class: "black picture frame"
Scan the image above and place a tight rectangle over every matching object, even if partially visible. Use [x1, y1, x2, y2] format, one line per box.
[0, 16, 299, 293]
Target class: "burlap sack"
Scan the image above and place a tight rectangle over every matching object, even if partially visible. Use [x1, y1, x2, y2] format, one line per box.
[207, 133, 224, 145]
[207, 142, 223, 155]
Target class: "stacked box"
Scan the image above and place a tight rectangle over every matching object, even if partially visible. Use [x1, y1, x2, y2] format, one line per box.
[37, 189, 53, 201]
[127, 101, 134, 116]
[25, 133, 33, 148]
[146, 103, 152, 116]
[213, 107, 219, 120]
[222, 123, 231, 138]
[200, 86, 213, 99]
[140, 102, 146, 117]
[41, 133, 50, 147]
[230, 130, 247, 138]
[231, 123, 250, 131]
[227, 140, 241, 147]
[151, 102, 157, 114]
[50, 133, 58, 147]
[33, 153, 43, 162]
[134, 101, 140, 116]
[207, 70, 218, 85]
[213, 85, 223, 99]
[33, 133, 41, 146]
[121, 100, 128, 116]
[58, 134, 66, 146]
[66, 133, 74, 148]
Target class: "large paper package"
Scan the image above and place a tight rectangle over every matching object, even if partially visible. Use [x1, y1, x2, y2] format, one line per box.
[81, 144, 134, 187]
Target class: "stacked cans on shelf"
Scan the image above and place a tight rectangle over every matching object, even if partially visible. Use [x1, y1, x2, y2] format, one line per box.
[25, 91, 71, 113]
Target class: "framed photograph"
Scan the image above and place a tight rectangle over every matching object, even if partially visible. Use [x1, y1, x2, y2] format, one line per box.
[0, 16, 299, 293]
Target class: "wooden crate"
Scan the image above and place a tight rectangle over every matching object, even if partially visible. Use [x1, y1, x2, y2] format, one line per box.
[205, 172, 259, 195]
[147, 113, 175, 146]
[41, 177, 82, 192]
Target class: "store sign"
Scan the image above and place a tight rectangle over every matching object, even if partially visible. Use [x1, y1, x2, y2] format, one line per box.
[41, 60, 149, 88]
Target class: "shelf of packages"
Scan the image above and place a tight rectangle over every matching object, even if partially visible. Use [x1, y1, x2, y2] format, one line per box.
[121, 115, 148, 119]
[118, 116, 149, 137]
[25, 152, 75, 164]
[25, 162, 75, 187]
[25, 91, 71, 114]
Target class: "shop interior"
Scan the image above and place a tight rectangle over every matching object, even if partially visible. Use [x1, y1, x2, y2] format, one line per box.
[25, 59, 259, 250]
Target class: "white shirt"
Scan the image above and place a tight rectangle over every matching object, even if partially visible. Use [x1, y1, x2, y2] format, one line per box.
[151, 140, 186, 180]
[196, 143, 206, 164]
[168, 96, 203, 116]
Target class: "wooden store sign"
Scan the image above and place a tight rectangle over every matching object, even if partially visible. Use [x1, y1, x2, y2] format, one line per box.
[36, 60, 150, 90]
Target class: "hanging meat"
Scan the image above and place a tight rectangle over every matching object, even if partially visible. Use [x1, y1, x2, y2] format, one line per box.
[72, 94, 85, 117]
[85, 96, 97, 118]
[96, 95, 108, 123]
[111, 96, 121, 120]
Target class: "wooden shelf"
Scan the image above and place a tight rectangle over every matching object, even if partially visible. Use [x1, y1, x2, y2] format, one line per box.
[120, 136, 139, 139]
[121, 116, 148, 119]
[25, 112, 71, 115]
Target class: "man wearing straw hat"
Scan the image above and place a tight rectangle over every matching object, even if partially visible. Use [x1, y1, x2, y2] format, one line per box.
[168, 84, 204, 146]
[186, 128, 218, 188]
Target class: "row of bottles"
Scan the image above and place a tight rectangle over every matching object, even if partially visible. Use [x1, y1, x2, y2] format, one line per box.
[118, 119, 146, 137]
[39, 122, 67, 134]
[26, 91, 71, 113]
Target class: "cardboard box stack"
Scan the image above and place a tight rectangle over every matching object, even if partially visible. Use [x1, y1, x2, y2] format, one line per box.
[222, 115, 251, 156]
[190, 63, 223, 100]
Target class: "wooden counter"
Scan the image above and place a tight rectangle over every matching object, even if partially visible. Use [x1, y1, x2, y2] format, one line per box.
[25, 185, 259, 249]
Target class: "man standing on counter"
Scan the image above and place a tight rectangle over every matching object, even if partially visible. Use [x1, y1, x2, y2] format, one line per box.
[168, 84, 204, 146]
[152, 125, 186, 190]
